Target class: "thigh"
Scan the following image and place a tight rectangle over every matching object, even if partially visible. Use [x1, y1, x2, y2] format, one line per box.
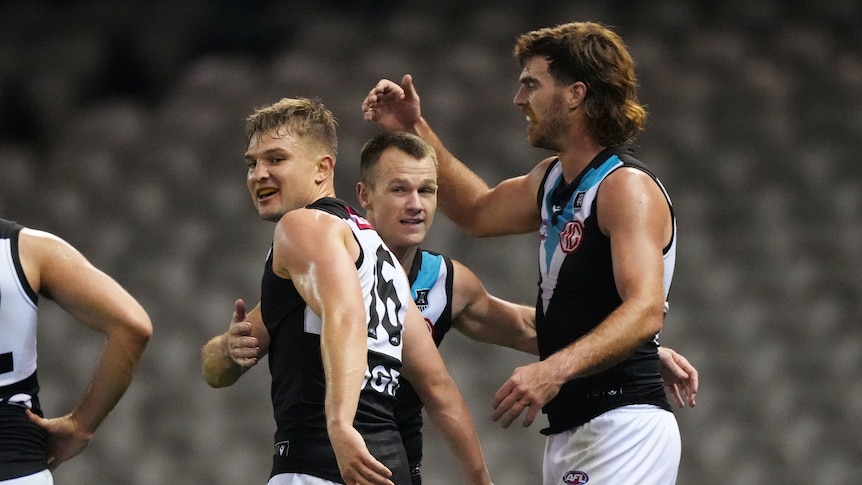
[543, 405, 680, 485]
[267, 473, 341, 485]
[0, 470, 53, 485]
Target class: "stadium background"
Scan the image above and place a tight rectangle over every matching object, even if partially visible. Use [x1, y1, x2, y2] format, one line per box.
[1, 1, 860, 483]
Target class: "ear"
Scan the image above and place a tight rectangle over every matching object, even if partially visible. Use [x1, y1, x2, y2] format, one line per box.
[356, 181, 372, 210]
[567, 81, 588, 110]
[314, 155, 335, 183]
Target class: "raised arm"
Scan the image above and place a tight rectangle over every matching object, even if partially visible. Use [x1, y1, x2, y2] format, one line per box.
[400, 301, 493, 485]
[20, 229, 152, 470]
[450, 260, 537, 355]
[271, 209, 393, 485]
[201, 299, 269, 388]
[362, 74, 544, 237]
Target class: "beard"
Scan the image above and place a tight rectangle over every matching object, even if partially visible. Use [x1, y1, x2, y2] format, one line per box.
[527, 93, 570, 152]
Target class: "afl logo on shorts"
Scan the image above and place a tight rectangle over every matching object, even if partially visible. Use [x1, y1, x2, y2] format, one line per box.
[560, 221, 583, 253]
[562, 470, 589, 484]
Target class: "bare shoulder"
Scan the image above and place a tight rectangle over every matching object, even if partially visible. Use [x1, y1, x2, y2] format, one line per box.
[451, 259, 483, 294]
[526, 155, 558, 185]
[275, 207, 349, 241]
[449, 258, 486, 319]
[271, 207, 358, 276]
[599, 166, 665, 203]
[18, 228, 85, 273]
[598, 167, 671, 237]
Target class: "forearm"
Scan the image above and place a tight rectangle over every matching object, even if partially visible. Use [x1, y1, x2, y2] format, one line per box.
[547, 301, 663, 381]
[70, 326, 150, 435]
[422, 378, 491, 484]
[321, 322, 366, 433]
[412, 117, 493, 235]
[201, 334, 244, 388]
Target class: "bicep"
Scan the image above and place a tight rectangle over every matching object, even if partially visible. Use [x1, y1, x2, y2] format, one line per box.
[456, 159, 551, 237]
[598, 170, 669, 303]
[23, 230, 149, 336]
[452, 262, 531, 346]
[273, 214, 365, 320]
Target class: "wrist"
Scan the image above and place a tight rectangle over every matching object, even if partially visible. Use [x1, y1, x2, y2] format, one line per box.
[68, 412, 97, 440]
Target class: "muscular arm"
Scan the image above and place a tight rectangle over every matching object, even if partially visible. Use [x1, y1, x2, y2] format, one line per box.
[20, 229, 152, 469]
[548, 168, 671, 377]
[201, 300, 269, 388]
[450, 260, 537, 355]
[272, 209, 393, 485]
[362, 74, 544, 237]
[491, 168, 673, 427]
[400, 301, 492, 485]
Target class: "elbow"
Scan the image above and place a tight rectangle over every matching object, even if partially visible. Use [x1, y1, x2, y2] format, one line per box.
[642, 303, 665, 339]
[115, 310, 153, 352]
[136, 316, 154, 344]
[129, 316, 153, 351]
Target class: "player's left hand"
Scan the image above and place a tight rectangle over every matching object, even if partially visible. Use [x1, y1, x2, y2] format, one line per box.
[657, 346, 698, 407]
[27, 411, 92, 470]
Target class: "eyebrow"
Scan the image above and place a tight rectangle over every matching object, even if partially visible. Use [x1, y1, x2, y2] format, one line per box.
[244, 147, 287, 161]
[385, 177, 438, 187]
[520, 74, 539, 85]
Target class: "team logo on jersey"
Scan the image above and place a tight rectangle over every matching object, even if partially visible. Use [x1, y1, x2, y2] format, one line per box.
[415, 289, 429, 311]
[362, 364, 400, 397]
[560, 221, 584, 253]
[573, 192, 586, 209]
[274, 441, 289, 457]
[562, 470, 589, 484]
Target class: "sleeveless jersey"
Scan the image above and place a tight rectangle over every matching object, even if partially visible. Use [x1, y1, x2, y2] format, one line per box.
[0, 218, 48, 480]
[394, 249, 454, 470]
[536, 148, 676, 434]
[261, 198, 411, 484]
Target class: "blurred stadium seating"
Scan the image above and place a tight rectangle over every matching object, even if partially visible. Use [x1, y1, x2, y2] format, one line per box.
[1, 1, 860, 483]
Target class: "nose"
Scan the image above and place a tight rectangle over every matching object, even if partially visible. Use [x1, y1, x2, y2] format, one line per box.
[404, 190, 422, 211]
[513, 87, 526, 106]
[249, 161, 269, 181]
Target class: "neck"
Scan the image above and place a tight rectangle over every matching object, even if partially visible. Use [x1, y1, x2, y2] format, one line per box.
[392, 244, 420, 274]
[556, 137, 606, 184]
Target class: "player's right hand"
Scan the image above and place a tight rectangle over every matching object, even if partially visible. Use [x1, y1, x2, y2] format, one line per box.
[227, 299, 259, 368]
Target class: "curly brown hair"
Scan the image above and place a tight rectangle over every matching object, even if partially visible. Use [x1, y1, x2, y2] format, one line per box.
[514, 22, 646, 147]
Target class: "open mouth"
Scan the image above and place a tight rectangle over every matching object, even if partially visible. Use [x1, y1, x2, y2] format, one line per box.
[256, 187, 278, 200]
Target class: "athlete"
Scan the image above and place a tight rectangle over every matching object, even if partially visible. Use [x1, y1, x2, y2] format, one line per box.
[200, 98, 492, 485]
[363, 21, 686, 485]
[355, 131, 698, 484]
[0, 218, 152, 484]
[356, 131, 535, 484]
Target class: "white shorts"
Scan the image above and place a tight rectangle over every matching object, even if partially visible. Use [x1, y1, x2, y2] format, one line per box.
[267, 473, 341, 485]
[543, 405, 680, 485]
[0, 470, 53, 485]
